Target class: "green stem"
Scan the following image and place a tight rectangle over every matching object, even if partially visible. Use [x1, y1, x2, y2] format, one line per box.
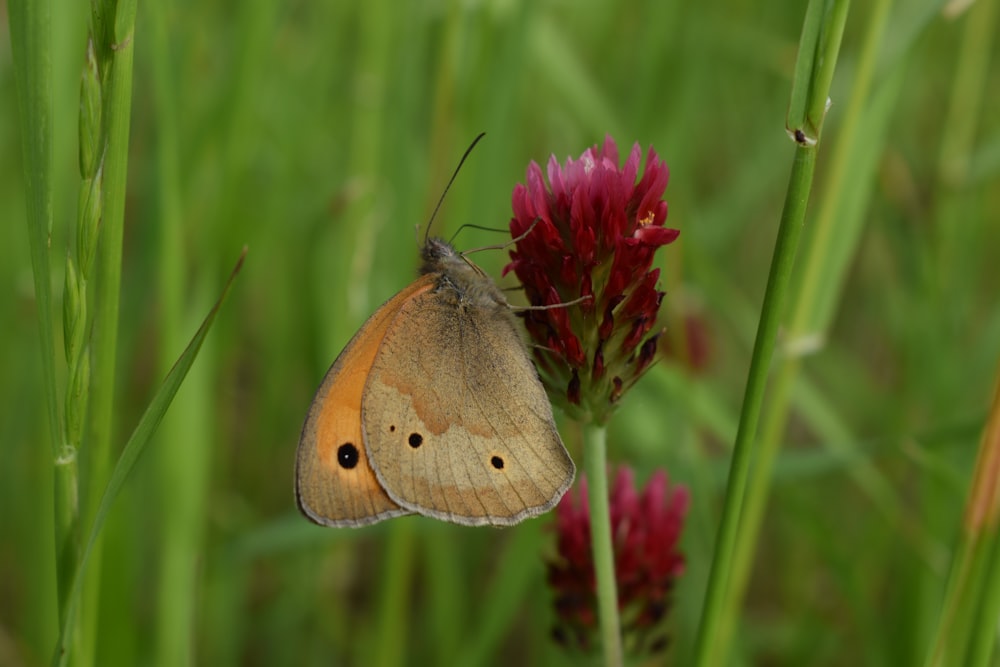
[8, 0, 57, 448]
[373, 522, 415, 667]
[926, 353, 1000, 666]
[8, 0, 67, 620]
[87, 0, 137, 504]
[693, 2, 849, 664]
[968, 527, 1000, 667]
[148, 2, 209, 664]
[80, 2, 138, 664]
[924, 537, 976, 667]
[924, 3, 999, 662]
[716, 0, 892, 654]
[51, 251, 246, 667]
[693, 143, 816, 667]
[584, 423, 622, 667]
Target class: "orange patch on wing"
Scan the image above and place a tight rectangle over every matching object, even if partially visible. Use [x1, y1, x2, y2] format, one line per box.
[296, 275, 436, 526]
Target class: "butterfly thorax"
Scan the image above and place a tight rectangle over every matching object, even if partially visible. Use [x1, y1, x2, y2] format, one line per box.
[420, 237, 509, 310]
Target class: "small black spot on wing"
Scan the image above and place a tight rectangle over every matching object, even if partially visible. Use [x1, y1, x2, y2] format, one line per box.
[408, 432, 423, 448]
[337, 443, 359, 469]
[490, 455, 505, 470]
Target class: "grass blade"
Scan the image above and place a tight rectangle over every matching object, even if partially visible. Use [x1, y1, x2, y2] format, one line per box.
[51, 249, 246, 667]
[8, 0, 65, 610]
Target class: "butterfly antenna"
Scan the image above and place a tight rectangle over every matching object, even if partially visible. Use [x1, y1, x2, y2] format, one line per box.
[448, 223, 508, 246]
[460, 218, 540, 256]
[423, 132, 487, 245]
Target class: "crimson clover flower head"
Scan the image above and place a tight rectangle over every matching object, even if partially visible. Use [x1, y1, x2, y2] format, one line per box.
[547, 466, 689, 656]
[504, 135, 679, 424]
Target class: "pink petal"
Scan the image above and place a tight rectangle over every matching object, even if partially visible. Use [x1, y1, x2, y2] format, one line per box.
[547, 154, 566, 201]
[621, 142, 642, 193]
[633, 225, 679, 247]
[599, 134, 620, 165]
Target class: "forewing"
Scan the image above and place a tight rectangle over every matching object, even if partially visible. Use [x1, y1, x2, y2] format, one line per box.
[295, 276, 435, 527]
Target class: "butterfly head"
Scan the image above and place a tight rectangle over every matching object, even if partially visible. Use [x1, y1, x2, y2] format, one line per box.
[420, 237, 470, 276]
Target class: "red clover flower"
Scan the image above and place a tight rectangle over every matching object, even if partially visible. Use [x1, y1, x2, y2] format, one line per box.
[505, 136, 679, 424]
[548, 466, 689, 655]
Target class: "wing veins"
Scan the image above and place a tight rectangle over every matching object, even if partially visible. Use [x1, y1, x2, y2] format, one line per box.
[459, 311, 544, 509]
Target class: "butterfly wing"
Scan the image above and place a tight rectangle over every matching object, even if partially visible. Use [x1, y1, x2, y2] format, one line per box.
[295, 275, 436, 527]
[361, 287, 575, 526]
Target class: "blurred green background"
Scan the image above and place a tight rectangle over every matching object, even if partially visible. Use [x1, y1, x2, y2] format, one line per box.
[3, 0, 1000, 665]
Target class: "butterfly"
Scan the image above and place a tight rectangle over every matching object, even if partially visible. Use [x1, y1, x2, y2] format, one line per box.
[296, 138, 574, 527]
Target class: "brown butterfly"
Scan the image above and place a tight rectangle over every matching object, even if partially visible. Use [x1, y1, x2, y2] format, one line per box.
[296, 140, 575, 527]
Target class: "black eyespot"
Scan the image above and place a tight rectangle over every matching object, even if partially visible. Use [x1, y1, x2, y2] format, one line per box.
[389, 425, 396, 432]
[491, 455, 504, 470]
[337, 443, 359, 469]
[408, 433, 423, 448]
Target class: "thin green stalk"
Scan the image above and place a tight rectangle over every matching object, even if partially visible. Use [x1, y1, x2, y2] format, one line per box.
[373, 521, 416, 667]
[785, 0, 826, 132]
[714, 0, 894, 656]
[694, 4, 850, 664]
[968, 528, 1000, 667]
[952, 538, 993, 663]
[583, 423, 622, 667]
[7, 0, 82, 657]
[8, 0, 57, 448]
[8, 0, 66, 620]
[932, 0, 997, 301]
[924, 3, 999, 662]
[693, 143, 817, 667]
[925, 352, 1000, 666]
[85, 0, 138, 502]
[146, 2, 210, 665]
[52, 251, 246, 667]
[79, 1, 138, 664]
[924, 537, 977, 667]
[803, 1, 850, 141]
[154, 338, 213, 667]
[788, 0, 891, 333]
[61, 35, 104, 666]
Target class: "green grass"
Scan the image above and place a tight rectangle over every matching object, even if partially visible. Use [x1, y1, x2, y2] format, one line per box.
[3, 0, 1000, 665]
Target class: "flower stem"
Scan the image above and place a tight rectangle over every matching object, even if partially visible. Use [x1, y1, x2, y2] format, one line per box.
[583, 423, 622, 667]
